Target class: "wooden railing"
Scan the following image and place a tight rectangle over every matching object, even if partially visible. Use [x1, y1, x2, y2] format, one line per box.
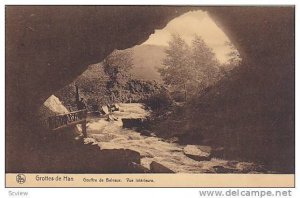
[48, 109, 87, 137]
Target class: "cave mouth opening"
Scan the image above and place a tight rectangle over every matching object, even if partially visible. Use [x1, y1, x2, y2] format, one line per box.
[55, 10, 242, 110]
[6, 6, 294, 174]
[50, 10, 251, 172]
[53, 10, 244, 147]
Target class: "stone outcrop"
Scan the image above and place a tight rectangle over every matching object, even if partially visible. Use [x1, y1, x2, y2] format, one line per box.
[183, 145, 212, 161]
[150, 161, 175, 173]
[122, 118, 147, 129]
[129, 162, 151, 173]
[37, 95, 80, 133]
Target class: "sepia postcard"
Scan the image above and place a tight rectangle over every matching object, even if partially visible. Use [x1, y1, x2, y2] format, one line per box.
[5, 5, 295, 188]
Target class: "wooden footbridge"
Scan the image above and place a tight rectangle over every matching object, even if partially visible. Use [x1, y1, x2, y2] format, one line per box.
[48, 109, 88, 137]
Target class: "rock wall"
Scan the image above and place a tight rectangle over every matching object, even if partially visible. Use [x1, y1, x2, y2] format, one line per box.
[6, 6, 294, 172]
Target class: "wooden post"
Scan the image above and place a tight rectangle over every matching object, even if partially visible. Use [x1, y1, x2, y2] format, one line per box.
[81, 121, 87, 138]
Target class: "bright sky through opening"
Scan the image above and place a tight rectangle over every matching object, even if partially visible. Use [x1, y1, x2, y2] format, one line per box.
[143, 11, 233, 63]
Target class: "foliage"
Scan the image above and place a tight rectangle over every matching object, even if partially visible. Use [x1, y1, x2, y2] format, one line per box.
[159, 34, 223, 99]
[190, 35, 221, 90]
[219, 41, 242, 75]
[225, 41, 242, 67]
[127, 79, 160, 93]
[143, 89, 173, 111]
[55, 66, 164, 110]
[103, 49, 134, 100]
[159, 34, 192, 88]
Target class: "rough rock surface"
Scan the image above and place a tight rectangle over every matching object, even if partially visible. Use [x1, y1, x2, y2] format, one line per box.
[183, 145, 212, 161]
[150, 161, 175, 173]
[37, 95, 82, 136]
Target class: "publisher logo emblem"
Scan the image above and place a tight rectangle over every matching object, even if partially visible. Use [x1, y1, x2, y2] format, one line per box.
[16, 174, 26, 184]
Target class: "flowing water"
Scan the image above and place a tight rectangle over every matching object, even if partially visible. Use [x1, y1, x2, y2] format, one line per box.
[86, 103, 263, 173]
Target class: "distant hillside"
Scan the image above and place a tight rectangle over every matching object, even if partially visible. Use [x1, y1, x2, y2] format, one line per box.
[69, 45, 166, 83]
[77, 63, 107, 82]
[129, 44, 166, 82]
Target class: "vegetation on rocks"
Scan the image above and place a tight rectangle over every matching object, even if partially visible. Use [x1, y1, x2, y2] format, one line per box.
[55, 51, 164, 111]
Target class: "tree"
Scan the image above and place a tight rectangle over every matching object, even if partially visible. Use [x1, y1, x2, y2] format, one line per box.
[102, 49, 133, 102]
[159, 34, 192, 100]
[190, 35, 221, 90]
[159, 34, 222, 100]
[226, 42, 241, 66]
[225, 41, 242, 68]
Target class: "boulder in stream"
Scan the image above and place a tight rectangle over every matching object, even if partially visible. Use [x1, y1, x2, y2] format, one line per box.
[100, 149, 141, 165]
[129, 162, 151, 173]
[107, 114, 118, 121]
[101, 105, 109, 114]
[140, 129, 152, 136]
[183, 145, 212, 161]
[150, 161, 175, 173]
[236, 162, 267, 173]
[122, 118, 145, 129]
[111, 103, 120, 112]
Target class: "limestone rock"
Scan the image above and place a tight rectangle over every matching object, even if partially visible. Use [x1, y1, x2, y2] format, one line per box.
[111, 103, 120, 112]
[150, 161, 175, 173]
[140, 130, 152, 136]
[183, 145, 212, 161]
[236, 162, 267, 173]
[100, 149, 141, 165]
[213, 166, 237, 173]
[107, 114, 118, 121]
[101, 105, 109, 115]
[38, 95, 81, 136]
[84, 137, 97, 145]
[122, 118, 144, 129]
[129, 162, 151, 173]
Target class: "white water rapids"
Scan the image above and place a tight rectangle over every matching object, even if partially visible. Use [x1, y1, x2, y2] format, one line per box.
[85, 103, 262, 173]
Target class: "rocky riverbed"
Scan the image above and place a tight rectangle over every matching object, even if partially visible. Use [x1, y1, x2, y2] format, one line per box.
[85, 103, 268, 173]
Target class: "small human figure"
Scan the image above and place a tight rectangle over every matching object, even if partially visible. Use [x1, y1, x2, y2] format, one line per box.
[77, 98, 86, 110]
[75, 85, 79, 103]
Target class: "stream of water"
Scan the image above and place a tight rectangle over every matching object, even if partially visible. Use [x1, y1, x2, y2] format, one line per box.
[85, 103, 264, 173]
